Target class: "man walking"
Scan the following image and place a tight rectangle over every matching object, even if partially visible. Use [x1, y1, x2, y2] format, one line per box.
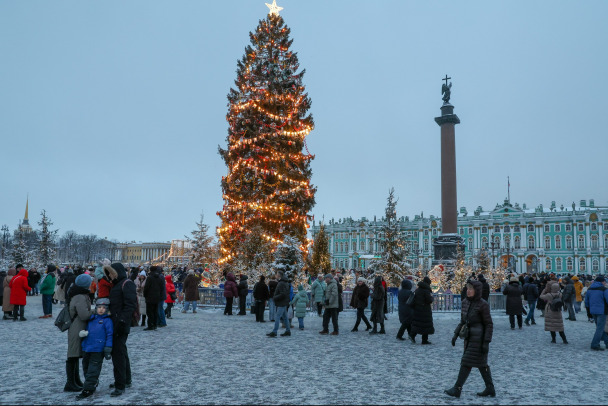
[584, 275, 608, 351]
[524, 276, 539, 326]
[267, 271, 291, 337]
[320, 274, 339, 335]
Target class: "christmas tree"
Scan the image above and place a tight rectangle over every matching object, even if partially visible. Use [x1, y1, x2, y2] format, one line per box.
[367, 188, 410, 286]
[449, 244, 473, 293]
[272, 235, 305, 287]
[188, 212, 215, 267]
[234, 225, 274, 285]
[310, 222, 331, 275]
[12, 229, 30, 266]
[38, 210, 57, 266]
[217, 2, 316, 265]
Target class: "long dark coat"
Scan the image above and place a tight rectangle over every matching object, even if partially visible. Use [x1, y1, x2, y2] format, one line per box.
[503, 281, 523, 315]
[454, 281, 493, 368]
[350, 283, 370, 309]
[67, 287, 92, 358]
[370, 277, 385, 323]
[540, 283, 564, 332]
[183, 274, 201, 302]
[398, 279, 413, 325]
[410, 281, 435, 335]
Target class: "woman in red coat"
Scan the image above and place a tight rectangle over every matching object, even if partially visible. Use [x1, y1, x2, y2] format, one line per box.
[164, 275, 176, 319]
[10, 269, 31, 321]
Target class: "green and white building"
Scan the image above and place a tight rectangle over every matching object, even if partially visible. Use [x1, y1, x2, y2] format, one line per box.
[311, 198, 608, 275]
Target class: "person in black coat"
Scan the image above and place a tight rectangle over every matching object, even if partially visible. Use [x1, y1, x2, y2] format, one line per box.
[397, 278, 414, 340]
[409, 277, 434, 344]
[350, 278, 371, 332]
[445, 280, 494, 398]
[143, 266, 164, 330]
[369, 276, 386, 335]
[477, 274, 490, 302]
[61, 269, 76, 300]
[105, 262, 137, 396]
[503, 277, 523, 329]
[237, 274, 249, 316]
[252, 275, 269, 322]
[523, 276, 539, 326]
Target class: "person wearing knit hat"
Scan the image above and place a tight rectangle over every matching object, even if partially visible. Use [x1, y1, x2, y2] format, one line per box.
[75, 274, 92, 289]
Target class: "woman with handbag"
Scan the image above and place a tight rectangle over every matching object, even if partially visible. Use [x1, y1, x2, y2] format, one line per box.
[445, 280, 494, 398]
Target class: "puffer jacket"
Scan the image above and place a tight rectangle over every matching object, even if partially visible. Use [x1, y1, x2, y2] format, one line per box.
[67, 287, 93, 358]
[165, 275, 176, 303]
[9, 269, 31, 306]
[324, 278, 339, 309]
[40, 273, 56, 295]
[81, 313, 113, 353]
[523, 281, 539, 302]
[311, 279, 326, 304]
[290, 289, 309, 318]
[238, 275, 249, 297]
[562, 278, 575, 304]
[503, 281, 523, 315]
[223, 273, 238, 299]
[454, 281, 493, 368]
[410, 281, 435, 335]
[350, 283, 370, 309]
[572, 277, 583, 302]
[584, 281, 608, 315]
[370, 276, 385, 323]
[273, 275, 291, 307]
[398, 279, 413, 325]
[540, 283, 564, 332]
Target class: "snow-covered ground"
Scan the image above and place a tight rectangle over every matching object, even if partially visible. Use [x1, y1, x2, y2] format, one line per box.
[1, 295, 606, 405]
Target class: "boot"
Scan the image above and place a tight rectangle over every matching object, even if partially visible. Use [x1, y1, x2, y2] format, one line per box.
[73, 358, 83, 388]
[477, 367, 496, 397]
[559, 331, 568, 344]
[64, 360, 82, 392]
[550, 332, 557, 343]
[378, 324, 386, 334]
[444, 366, 471, 398]
[76, 389, 95, 399]
[369, 323, 378, 335]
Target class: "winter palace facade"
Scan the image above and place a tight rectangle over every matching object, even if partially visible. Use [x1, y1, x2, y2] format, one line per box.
[310, 198, 608, 275]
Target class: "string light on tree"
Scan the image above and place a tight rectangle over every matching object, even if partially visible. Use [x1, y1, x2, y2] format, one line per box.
[217, 2, 316, 265]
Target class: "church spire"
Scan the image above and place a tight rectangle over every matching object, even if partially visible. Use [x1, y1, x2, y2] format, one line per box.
[24, 195, 29, 222]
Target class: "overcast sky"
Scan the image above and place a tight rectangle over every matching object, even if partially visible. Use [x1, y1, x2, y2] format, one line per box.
[1, 0, 607, 242]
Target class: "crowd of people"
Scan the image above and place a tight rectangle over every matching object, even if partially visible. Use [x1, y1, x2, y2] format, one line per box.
[1, 261, 607, 400]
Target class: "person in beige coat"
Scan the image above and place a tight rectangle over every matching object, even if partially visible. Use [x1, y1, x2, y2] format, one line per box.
[65, 274, 93, 392]
[3, 269, 16, 319]
[539, 282, 568, 344]
[134, 271, 147, 326]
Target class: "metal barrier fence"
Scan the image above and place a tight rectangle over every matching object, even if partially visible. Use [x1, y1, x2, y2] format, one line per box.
[196, 288, 506, 313]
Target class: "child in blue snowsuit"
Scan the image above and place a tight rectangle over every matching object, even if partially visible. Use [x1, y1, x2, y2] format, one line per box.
[76, 298, 113, 399]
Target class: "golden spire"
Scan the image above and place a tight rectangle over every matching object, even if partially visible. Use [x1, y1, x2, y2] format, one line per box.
[24, 195, 29, 221]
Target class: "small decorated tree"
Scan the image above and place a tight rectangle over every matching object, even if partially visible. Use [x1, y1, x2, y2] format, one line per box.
[38, 210, 57, 266]
[310, 222, 331, 275]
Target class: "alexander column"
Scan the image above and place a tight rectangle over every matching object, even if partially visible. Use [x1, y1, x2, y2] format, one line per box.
[433, 76, 463, 266]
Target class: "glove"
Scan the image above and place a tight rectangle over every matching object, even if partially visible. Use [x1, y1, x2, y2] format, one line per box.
[481, 341, 490, 354]
[79, 330, 89, 338]
[104, 347, 112, 360]
[451, 335, 458, 347]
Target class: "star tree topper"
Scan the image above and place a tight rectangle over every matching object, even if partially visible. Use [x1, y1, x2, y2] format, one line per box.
[266, 0, 283, 16]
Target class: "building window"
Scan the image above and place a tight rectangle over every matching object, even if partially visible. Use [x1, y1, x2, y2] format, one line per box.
[340, 243, 344, 253]
[468, 227, 473, 234]
[514, 236, 521, 249]
[424, 230, 428, 236]
[565, 224, 572, 232]
[591, 235, 598, 249]
[360, 240, 365, 251]
[566, 258, 573, 271]
[545, 236, 551, 250]
[579, 258, 586, 272]
[528, 224, 534, 232]
[592, 259, 599, 272]
[424, 239, 429, 251]
[555, 224, 561, 232]
[514, 225, 520, 232]
[468, 238, 473, 250]
[482, 226, 488, 233]
[591, 223, 597, 231]
[460, 227, 464, 235]
[335, 243, 339, 252]
[414, 231, 419, 238]
[352, 241, 356, 251]
[578, 223, 584, 232]
[556, 257, 563, 271]
[566, 236, 573, 250]
[545, 258, 551, 271]
[544, 225, 550, 233]
[605, 235, 608, 249]
[578, 235, 585, 250]
[482, 237, 488, 248]
[432, 229, 437, 236]
[494, 225, 500, 233]
[604, 223, 608, 231]
[504, 225, 511, 233]
[528, 236, 535, 250]
[555, 236, 562, 250]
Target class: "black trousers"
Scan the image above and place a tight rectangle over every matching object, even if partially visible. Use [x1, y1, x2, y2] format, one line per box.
[146, 302, 158, 328]
[13, 305, 25, 319]
[322, 308, 339, 332]
[224, 297, 234, 315]
[111, 334, 132, 390]
[509, 314, 523, 328]
[316, 302, 323, 316]
[397, 322, 411, 338]
[354, 308, 371, 329]
[410, 333, 429, 342]
[82, 352, 104, 391]
[255, 300, 265, 321]
[165, 302, 173, 318]
[238, 295, 247, 315]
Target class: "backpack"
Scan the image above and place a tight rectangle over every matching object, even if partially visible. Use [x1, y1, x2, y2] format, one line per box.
[549, 294, 563, 312]
[54, 306, 76, 332]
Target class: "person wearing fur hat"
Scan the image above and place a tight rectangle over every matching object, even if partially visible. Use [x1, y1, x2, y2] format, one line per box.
[350, 277, 372, 332]
[96, 260, 114, 299]
[39, 265, 57, 318]
[540, 281, 568, 344]
[369, 276, 386, 335]
[503, 276, 524, 330]
[105, 262, 137, 396]
[445, 281, 494, 398]
[64, 273, 93, 392]
[396, 278, 414, 340]
[311, 274, 326, 317]
[76, 298, 113, 399]
[409, 276, 434, 344]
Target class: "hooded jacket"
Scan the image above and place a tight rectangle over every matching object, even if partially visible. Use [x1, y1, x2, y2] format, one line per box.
[238, 275, 249, 297]
[143, 267, 164, 304]
[398, 279, 414, 325]
[410, 280, 435, 335]
[562, 277, 575, 303]
[572, 276, 584, 302]
[223, 273, 238, 299]
[9, 269, 31, 306]
[82, 313, 113, 353]
[540, 283, 564, 332]
[455, 281, 493, 368]
[290, 287, 309, 318]
[350, 282, 370, 309]
[106, 263, 137, 337]
[370, 276, 385, 322]
[584, 281, 608, 315]
[183, 272, 201, 302]
[165, 275, 176, 303]
[323, 278, 339, 309]
[503, 281, 523, 315]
